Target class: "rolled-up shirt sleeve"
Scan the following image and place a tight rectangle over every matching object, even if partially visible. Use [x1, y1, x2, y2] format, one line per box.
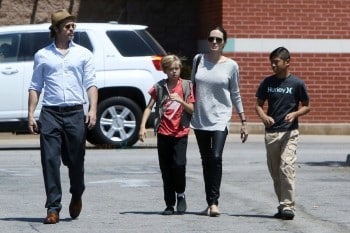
[29, 53, 45, 93]
[83, 51, 98, 91]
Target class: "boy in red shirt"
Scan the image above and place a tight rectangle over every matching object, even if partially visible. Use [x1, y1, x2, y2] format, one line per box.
[139, 55, 195, 215]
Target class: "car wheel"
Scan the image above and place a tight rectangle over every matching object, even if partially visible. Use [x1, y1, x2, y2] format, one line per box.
[87, 97, 142, 148]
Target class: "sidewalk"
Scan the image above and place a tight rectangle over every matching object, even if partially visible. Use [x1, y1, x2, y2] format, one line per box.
[1, 130, 350, 144]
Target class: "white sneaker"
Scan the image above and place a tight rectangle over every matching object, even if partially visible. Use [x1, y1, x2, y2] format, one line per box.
[209, 204, 220, 217]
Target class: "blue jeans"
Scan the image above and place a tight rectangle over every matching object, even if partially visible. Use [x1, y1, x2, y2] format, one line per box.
[194, 128, 228, 206]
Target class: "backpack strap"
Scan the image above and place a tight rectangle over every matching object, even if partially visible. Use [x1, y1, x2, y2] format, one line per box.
[194, 54, 202, 75]
[154, 79, 168, 107]
[181, 79, 191, 101]
[153, 79, 168, 133]
[192, 54, 203, 89]
[180, 79, 192, 128]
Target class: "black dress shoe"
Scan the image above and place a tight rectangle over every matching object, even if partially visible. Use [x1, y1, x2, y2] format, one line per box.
[69, 196, 82, 219]
[43, 212, 59, 224]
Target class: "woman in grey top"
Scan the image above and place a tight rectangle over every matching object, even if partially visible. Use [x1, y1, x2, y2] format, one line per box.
[191, 26, 248, 217]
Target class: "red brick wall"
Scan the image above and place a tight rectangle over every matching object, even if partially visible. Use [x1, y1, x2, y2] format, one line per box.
[233, 52, 350, 123]
[223, 0, 350, 39]
[199, 0, 350, 123]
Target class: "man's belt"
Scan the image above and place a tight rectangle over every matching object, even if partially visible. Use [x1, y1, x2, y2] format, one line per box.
[43, 105, 83, 112]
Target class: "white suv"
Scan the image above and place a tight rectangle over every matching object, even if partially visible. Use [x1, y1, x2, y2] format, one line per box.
[0, 22, 167, 148]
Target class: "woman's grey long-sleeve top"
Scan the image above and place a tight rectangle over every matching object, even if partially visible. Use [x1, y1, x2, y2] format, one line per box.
[190, 54, 244, 131]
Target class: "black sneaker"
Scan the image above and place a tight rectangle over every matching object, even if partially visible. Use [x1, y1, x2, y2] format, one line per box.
[282, 209, 295, 220]
[273, 209, 283, 219]
[162, 206, 174, 215]
[176, 195, 187, 214]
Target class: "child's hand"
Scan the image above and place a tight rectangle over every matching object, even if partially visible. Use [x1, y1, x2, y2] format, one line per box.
[138, 128, 147, 142]
[169, 93, 182, 103]
[284, 112, 296, 124]
[262, 116, 275, 127]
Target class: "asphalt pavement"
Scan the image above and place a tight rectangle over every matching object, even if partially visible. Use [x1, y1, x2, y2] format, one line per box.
[0, 133, 349, 233]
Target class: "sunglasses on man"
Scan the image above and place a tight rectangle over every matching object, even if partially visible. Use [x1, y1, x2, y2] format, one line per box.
[63, 23, 76, 30]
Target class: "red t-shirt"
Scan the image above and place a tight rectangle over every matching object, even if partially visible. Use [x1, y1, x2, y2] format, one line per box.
[149, 79, 195, 137]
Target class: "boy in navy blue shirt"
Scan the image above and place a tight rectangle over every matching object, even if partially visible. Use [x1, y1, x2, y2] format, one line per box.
[255, 47, 310, 220]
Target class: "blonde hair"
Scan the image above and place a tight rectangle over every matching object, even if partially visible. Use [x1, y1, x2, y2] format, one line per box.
[161, 55, 182, 72]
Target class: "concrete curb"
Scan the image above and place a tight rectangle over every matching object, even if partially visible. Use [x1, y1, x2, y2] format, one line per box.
[228, 122, 350, 135]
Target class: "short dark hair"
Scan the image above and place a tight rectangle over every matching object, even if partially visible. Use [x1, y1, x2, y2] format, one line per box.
[270, 47, 290, 61]
[50, 27, 56, 38]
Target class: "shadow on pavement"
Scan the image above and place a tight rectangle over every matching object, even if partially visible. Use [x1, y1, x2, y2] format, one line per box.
[0, 147, 40, 151]
[229, 214, 274, 219]
[120, 211, 211, 216]
[120, 211, 162, 215]
[0, 145, 157, 150]
[91, 145, 157, 150]
[119, 211, 271, 217]
[0, 217, 73, 223]
[302, 161, 348, 167]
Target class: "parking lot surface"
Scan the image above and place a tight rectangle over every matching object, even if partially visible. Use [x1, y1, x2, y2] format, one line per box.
[0, 133, 349, 233]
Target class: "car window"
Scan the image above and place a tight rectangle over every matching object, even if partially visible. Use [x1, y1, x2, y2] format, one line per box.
[14, 31, 93, 62]
[135, 30, 167, 56]
[73, 31, 93, 52]
[18, 32, 51, 61]
[106, 30, 166, 57]
[0, 34, 20, 62]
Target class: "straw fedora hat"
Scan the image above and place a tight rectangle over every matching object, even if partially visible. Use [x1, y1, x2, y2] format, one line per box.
[49, 9, 76, 29]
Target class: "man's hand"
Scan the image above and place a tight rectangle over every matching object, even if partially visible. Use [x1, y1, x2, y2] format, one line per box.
[28, 117, 39, 134]
[85, 110, 96, 130]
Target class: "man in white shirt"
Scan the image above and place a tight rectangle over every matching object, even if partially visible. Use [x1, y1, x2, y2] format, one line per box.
[28, 9, 98, 224]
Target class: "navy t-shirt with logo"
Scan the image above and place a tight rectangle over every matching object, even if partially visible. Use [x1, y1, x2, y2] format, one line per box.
[256, 74, 309, 132]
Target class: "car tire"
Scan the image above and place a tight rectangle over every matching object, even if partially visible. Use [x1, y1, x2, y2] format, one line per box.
[87, 97, 142, 148]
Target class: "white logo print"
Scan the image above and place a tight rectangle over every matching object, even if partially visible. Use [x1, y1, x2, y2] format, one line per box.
[268, 87, 293, 94]
[164, 100, 181, 120]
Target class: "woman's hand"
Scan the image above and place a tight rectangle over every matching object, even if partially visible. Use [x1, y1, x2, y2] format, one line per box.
[240, 125, 248, 143]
